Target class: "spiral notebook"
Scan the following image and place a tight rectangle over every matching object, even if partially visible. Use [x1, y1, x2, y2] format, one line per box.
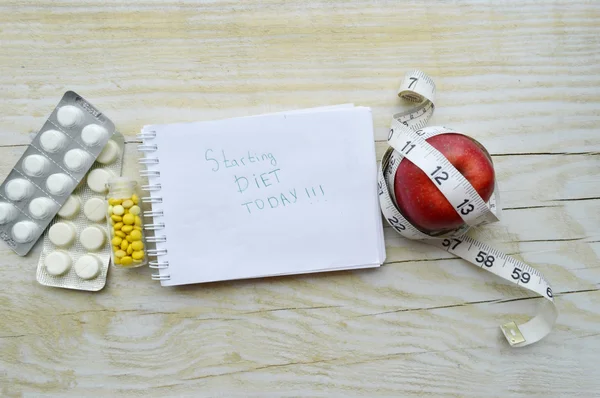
[138, 105, 386, 286]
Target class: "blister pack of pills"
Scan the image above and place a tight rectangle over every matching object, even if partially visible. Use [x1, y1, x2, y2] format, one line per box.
[35, 133, 125, 291]
[0, 91, 118, 256]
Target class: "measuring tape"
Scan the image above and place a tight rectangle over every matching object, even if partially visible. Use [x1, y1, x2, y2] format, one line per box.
[379, 70, 558, 347]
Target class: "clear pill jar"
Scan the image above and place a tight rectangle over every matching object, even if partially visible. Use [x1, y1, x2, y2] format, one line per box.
[105, 177, 147, 268]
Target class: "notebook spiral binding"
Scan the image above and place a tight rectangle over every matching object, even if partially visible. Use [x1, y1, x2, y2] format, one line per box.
[137, 130, 170, 281]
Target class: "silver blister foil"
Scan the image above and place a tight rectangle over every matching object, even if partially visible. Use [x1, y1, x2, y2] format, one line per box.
[0, 91, 117, 256]
[35, 133, 125, 291]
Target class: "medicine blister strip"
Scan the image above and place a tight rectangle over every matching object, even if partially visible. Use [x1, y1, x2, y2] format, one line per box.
[0, 91, 116, 256]
[35, 133, 125, 292]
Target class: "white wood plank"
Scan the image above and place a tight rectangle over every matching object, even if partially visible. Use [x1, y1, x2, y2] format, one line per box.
[0, 0, 599, 396]
[2, 289, 599, 396]
[0, 1, 598, 152]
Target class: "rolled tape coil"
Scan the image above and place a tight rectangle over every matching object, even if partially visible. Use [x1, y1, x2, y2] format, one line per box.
[379, 70, 557, 347]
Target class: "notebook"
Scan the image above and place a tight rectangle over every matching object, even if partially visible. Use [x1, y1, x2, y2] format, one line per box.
[138, 105, 386, 286]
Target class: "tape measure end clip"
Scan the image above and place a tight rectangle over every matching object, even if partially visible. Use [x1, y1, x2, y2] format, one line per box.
[501, 321, 526, 346]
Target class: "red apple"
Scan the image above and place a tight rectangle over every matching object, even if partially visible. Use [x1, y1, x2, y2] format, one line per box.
[393, 133, 495, 234]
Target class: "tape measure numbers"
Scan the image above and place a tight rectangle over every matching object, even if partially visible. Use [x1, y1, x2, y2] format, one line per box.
[380, 70, 557, 347]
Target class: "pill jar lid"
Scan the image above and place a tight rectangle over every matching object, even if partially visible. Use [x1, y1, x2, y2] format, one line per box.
[106, 176, 139, 199]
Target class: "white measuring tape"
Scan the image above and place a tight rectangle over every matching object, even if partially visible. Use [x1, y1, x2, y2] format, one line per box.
[379, 70, 557, 347]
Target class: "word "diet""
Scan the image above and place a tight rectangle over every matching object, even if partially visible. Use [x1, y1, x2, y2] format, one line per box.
[234, 168, 281, 193]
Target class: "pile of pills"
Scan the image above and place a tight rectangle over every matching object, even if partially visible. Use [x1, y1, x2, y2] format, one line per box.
[107, 195, 145, 266]
[105, 177, 147, 268]
[0, 91, 117, 256]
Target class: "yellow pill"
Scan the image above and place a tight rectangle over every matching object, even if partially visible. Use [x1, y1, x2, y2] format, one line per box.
[133, 226, 142, 231]
[129, 205, 141, 216]
[133, 259, 142, 264]
[109, 198, 122, 206]
[121, 256, 133, 266]
[113, 245, 120, 253]
[126, 246, 133, 255]
[111, 215, 122, 222]
[134, 216, 142, 226]
[131, 241, 144, 251]
[122, 213, 135, 225]
[120, 240, 129, 250]
[107, 205, 113, 215]
[132, 250, 144, 260]
[122, 200, 133, 209]
[113, 222, 123, 230]
[130, 230, 142, 241]
[113, 205, 125, 216]
[115, 250, 126, 258]
[115, 231, 126, 238]
[122, 225, 133, 233]
[111, 236, 122, 246]
[131, 194, 139, 204]
[126, 235, 134, 242]
[114, 256, 121, 265]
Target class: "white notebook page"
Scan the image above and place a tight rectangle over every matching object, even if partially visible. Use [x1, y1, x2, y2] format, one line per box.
[148, 106, 385, 286]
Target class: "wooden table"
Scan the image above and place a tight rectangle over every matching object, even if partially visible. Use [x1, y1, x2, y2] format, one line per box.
[1, 1, 599, 396]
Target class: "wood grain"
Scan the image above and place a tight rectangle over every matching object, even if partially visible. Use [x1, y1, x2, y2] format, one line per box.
[1, 0, 599, 396]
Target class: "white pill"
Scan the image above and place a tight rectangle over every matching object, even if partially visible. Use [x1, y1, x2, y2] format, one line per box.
[97, 140, 120, 164]
[74, 254, 101, 280]
[22, 154, 51, 177]
[80, 225, 106, 251]
[58, 195, 81, 219]
[45, 250, 72, 276]
[12, 221, 40, 243]
[86, 168, 113, 193]
[39, 129, 68, 153]
[0, 202, 18, 224]
[46, 173, 74, 196]
[81, 124, 108, 147]
[56, 105, 85, 128]
[64, 149, 92, 173]
[28, 197, 58, 220]
[5, 178, 35, 201]
[83, 197, 106, 222]
[48, 221, 76, 247]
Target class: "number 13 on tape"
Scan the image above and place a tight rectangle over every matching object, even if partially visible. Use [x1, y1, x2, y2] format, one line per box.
[380, 70, 558, 347]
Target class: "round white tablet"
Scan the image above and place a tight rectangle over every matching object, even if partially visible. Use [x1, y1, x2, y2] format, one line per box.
[39, 129, 68, 153]
[97, 140, 120, 164]
[48, 221, 76, 247]
[83, 197, 106, 222]
[58, 195, 81, 219]
[80, 225, 106, 251]
[74, 254, 101, 280]
[46, 173, 74, 196]
[22, 154, 51, 177]
[12, 221, 39, 243]
[81, 124, 108, 147]
[28, 197, 58, 220]
[44, 250, 72, 276]
[0, 202, 18, 224]
[86, 168, 113, 193]
[63, 149, 92, 173]
[56, 105, 85, 128]
[5, 178, 35, 201]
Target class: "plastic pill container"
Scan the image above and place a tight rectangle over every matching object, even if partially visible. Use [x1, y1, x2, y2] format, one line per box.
[105, 177, 147, 268]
